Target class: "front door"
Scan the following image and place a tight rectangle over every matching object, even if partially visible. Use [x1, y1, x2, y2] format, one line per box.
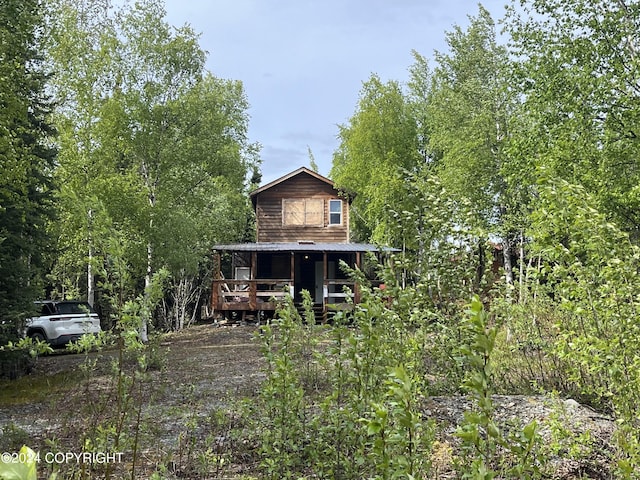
[295, 253, 323, 304]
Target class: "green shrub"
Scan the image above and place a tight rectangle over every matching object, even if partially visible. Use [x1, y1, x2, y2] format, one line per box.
[455, 296, 543, 479]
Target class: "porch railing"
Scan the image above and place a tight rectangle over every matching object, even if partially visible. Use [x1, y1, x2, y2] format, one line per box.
[211, 278, 358, 314]
[211, 279, 291, 311]
[324, 280, 357, 304]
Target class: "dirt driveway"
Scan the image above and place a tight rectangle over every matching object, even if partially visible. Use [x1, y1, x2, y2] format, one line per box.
[0, 323, 265, 478]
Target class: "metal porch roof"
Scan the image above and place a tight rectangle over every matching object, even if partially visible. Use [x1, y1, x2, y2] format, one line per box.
[212, 242, 398, 253]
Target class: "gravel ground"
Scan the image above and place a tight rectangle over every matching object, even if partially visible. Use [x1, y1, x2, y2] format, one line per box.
[0, 323, 618, 479]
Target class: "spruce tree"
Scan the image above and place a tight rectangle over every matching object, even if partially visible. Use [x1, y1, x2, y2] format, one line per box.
[0, 0, 57, 340]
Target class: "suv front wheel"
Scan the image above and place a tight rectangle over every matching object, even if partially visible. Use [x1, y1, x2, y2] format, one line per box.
[29, 331, 46, 343]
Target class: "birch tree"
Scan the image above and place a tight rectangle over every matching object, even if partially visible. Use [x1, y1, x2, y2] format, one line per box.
[506, 0, 640, 241]
[426, 5, 518, 284]
[331, 75, 421, 245]
[49, 0, 258, 334]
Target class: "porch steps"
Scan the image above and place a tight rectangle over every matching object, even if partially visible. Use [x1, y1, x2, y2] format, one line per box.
[295, 303, 326, 323]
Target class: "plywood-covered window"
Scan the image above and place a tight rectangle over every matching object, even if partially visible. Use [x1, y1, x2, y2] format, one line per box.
[283, 199, 324, 226]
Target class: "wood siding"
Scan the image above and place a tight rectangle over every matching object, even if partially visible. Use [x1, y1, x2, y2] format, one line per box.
[255, 174, 349, 243]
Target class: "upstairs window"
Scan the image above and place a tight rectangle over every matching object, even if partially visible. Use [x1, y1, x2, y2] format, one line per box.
[283, 199, 324, 226]
[329, 199, 342, 225]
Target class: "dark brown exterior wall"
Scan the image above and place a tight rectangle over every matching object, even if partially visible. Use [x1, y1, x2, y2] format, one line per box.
[255, 175, 349, 243]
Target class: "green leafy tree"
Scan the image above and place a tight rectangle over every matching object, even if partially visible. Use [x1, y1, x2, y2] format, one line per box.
[46, 0, 124, 305]
[528, 176, 640, 474]
[307, 145, 319, 172]
[426, 5, 519, 285]
[506, 0, 640, 241]
[331, 75, 421, 245]
[48, 0, 259, 333]
[407, 50, 436, 167]
[0, 0, 56, 337]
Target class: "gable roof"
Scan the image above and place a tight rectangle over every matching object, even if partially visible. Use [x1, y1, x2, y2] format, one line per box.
[249, 166, 334, 199]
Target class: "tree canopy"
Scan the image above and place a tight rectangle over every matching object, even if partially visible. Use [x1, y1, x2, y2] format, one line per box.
[0, 0, 56, 335]
[331, 75, 421, 245]
[0, 0, 260, 333]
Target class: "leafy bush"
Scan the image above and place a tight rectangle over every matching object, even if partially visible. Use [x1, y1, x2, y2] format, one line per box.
[0, 445, 38, 480]
[0, 337, 52, 379]
[254, 284, 435, 479]
[455, 296, 543, 479]
[527, 178, 640, 474]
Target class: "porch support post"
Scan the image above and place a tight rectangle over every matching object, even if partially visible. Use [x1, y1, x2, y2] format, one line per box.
[249, 251, 258, 310]
[323, 251, 328, 310]
[290, 251, 295, 298]
[211, 252, 221, 314]
[354, 251, 361, 304]
[251, 251, 257, 279]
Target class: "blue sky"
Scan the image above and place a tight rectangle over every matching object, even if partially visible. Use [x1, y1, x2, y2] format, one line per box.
[163, 1, 510, 184]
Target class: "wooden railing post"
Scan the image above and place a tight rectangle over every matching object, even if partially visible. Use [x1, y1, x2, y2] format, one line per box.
[250, 280, 257, 310]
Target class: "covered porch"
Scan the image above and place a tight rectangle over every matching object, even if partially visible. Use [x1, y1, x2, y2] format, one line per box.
[210, 242, 385, 322]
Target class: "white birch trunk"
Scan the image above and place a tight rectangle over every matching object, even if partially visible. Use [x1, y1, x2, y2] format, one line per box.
[87, 250, 94, 306]
[141, 162, 154, 343]
[87, 208, 95, 307]
[503, 236, 514, 286]
[140, 240, 151, 343]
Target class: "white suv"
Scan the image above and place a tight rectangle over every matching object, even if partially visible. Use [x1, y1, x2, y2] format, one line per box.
[25, 301, 102, 346]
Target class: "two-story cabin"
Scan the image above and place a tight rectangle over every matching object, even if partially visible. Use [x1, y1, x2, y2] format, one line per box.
[210, 167, 393, 321]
